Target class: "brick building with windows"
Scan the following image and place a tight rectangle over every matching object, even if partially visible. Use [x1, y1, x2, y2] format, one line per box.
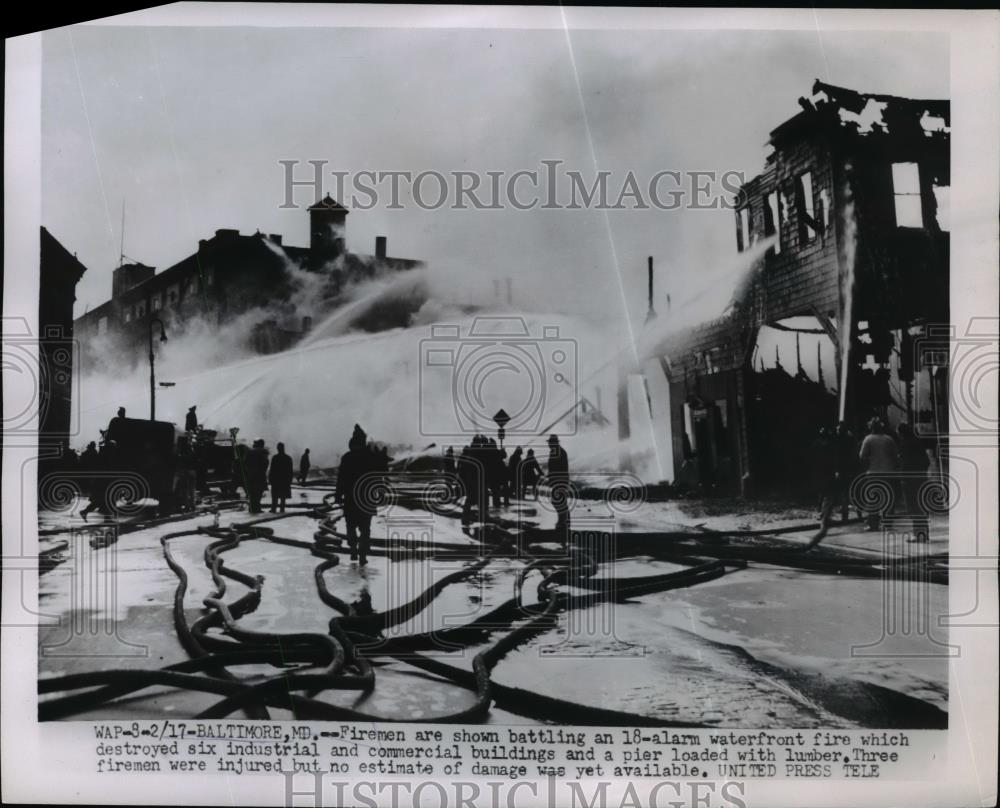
[629, 81, 949, 495]
[74, 195, 422, 365]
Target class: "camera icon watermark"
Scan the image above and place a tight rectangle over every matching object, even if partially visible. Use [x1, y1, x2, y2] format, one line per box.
[1, 317, 81, 443]
[533, 517, 645, 659]
[345, 470, 493, 656]
[418, 316, 578, 440]
[912, 317, 998, 442]
[40, 526, 149, 659]
[848, 471, 958, 659]
[513, 468, 647, 540]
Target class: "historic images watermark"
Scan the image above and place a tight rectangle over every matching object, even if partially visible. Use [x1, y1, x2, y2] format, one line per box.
[284, 773, 749, 808]
[279, 160, 745, 211]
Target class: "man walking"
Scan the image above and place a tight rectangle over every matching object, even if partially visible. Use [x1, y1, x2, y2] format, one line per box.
[336, 425, 377, 565]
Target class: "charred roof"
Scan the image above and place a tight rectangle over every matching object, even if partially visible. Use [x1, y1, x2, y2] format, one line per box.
[768, 79, 949, 148]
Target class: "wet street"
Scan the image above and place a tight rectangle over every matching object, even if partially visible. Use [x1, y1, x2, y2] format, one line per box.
[37, 486, 949, 727]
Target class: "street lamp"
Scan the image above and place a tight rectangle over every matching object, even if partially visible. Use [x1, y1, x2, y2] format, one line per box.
[148, 317, 168, 420]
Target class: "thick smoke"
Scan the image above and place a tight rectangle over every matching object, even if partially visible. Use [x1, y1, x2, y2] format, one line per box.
[75, 223, 774, 481]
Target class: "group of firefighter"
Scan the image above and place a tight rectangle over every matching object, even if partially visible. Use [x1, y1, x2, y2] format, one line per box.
[64, 402, 575, 565]
[333, 427, 573, 566]
[445, 433, 571, 532]
[812, 416, 936, 541]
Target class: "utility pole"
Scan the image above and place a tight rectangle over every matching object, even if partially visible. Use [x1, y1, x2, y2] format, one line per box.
[645, 256, 657, 323]
[148, 318, 167, 420]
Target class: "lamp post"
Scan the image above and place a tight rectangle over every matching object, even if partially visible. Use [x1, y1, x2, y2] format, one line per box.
[148, 317, 168, 420]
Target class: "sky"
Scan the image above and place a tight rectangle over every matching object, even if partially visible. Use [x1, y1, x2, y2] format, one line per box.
[41, 22, 949, 326]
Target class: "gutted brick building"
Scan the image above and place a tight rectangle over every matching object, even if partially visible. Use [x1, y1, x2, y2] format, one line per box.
[648, 81, 950, 495]
[74, 195, 423, 365]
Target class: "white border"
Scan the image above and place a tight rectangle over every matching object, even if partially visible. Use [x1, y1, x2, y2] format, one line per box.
[4, 6, 998, 806]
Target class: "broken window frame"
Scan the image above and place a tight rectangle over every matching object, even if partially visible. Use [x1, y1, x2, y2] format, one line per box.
[796, 171, 817, 243]
[736, 205, 751, 252]
[764, 190, 782, 254]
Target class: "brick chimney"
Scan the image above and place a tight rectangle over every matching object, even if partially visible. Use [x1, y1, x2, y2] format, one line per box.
[375, 236, 387, 259]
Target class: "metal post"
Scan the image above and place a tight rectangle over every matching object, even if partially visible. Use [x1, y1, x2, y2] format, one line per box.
[148, 326, 155, 421]
[148, 318, 167, 421]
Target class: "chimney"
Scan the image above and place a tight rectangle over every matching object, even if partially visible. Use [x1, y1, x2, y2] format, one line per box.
[269, 234, 282, 245]
[375, 236, 387, 259]
[112, 262, 155, 299]
[645, 256, 657, 323]
[308, 195, 348, 258]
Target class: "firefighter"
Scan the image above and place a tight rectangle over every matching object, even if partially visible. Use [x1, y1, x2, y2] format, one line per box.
[897, 422, 931, 542]
[834, 421, 860, 521]
[507, 447, 523, 500]
[245, 439, 270, 514]
[336, 425, 377, 565]
[268, 442, 294, 513]
[185, 406, 199, 434]
[486, 438, 505, 508]
[443, 446, 457, 498]
[173, 435, 197, 512]
[458, 436, 484, 527]
[520, 449, 541, 500]
[811, 427, 837, 522]
[80, 441, 117, 521]
[546, 435, 571, 535]
[107, 407, 128, 444]
[298, 448, 311, 485]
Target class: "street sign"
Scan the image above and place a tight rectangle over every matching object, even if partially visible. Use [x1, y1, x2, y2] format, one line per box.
[493, 409, 510, 449]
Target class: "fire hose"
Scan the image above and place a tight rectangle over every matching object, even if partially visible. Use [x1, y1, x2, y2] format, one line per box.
[39, 503, 741, 724]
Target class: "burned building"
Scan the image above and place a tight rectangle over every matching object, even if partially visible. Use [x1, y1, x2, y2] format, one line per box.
[73, 195, 423, 364]
[637, 81, 949, 496]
